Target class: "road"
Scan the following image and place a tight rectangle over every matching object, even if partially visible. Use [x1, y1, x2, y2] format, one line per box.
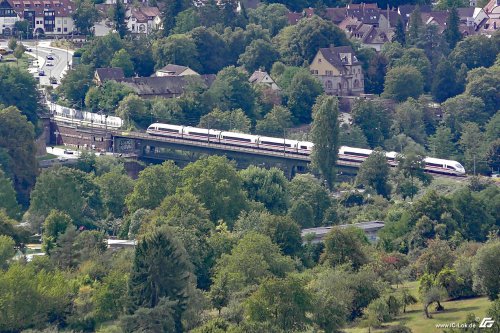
[25, 41, 73, 86]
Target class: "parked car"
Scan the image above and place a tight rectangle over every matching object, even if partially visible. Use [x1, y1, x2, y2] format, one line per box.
[49, 77, 57, 84]
[38, 69, 45, 76]
[46, 61, 54, 66]
[46, 54, 55, 60]
[58, 156, 68, 162]
[63, 149, 74, 155]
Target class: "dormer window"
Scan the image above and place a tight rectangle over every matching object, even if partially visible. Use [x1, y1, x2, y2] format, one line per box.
[318, 58, 322, 63]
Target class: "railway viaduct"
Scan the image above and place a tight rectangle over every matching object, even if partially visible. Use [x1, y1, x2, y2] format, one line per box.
[48, 119, 361, 178]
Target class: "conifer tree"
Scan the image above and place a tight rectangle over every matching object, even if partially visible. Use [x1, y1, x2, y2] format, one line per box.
[444, 8, 461, 49]
[310, 95, 340, 190]
[393, 18, 406, 46]
[128, 227, 192, 333]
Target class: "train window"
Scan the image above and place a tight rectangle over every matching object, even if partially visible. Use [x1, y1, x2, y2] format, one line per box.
[300, 146, 309, 149]
[226, 136, 251, 142]
[427, 162, 443, 167]
[208, 134, 218, 138]
[158, 128, 178, 133]
[261, 141, 283, 146]
[346, 152, 370, 157]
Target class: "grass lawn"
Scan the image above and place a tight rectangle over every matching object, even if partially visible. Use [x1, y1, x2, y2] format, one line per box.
[0, 53, 34, 71]
[346, 281, 492, 333]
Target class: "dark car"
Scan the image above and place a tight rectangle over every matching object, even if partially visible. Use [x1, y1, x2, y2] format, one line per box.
[46, 54, 55, 60]
[38, 69, 45, 76]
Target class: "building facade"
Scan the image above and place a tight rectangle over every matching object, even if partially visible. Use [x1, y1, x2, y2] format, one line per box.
[309, 45, 364, 96]
[0, 0, 75, 36]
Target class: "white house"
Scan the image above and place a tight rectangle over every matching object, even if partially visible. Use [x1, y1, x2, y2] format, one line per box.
[126, 5, 160, 34]
[248, 70, 280, 90]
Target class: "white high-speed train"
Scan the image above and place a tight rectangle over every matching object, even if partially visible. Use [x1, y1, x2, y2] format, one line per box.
[146, 123, 466, 176]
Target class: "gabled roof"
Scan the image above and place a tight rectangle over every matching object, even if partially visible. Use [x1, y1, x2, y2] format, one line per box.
[287, 11, 303, 25]
[157, 64, 195, 76]
[130, 6, 160, 23]
[95, 67, 125, 82]
[248, 70, 274, 84]
[7, 0, 75, 17]
[317, 45, 360, 71]
[325, 7, 347, 23]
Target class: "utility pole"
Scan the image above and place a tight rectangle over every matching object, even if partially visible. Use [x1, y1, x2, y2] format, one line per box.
[473, 154, 476, 176]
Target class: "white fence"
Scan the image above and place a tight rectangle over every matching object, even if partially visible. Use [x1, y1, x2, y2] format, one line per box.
[48, 102, 123, 128]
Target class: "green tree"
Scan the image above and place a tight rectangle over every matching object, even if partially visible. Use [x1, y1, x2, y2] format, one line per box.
[190, 27, 228, 74]
[198, 108, 251, 132]
[431, 58, 458, 103]
[0, 235, 15, 268]
[181, 156, 247, 225]
[126, 161, 180, 213]
[339, 124, 370, 148]
[0, 170, 21, 219]
[29, 167, 102, 226]
[351, 99, 391, 148]
[406, 6, 423, 46]
[111, 49, 134, 77]
[0, 66, 40, 125]
[0, 263, 72, 332]
[240, 166, 289, 214]
[274, 16, 349, 66]
[57, 64, 94, 107]
[320, 226, 369, 269]
[382, 65, 424, 102]
[262, 215, 302, 256]
[212, 232, 295, 293]
[393, 98, 426, 145]
[0, 106, 37, 206]
[465, 67, 500, 116]
[393, 48, 431, 91]
[248, 3, 288, 36]
[172, 8, 201, 34]
[356, 148, 391, 198]
[286, 70, 323, 124]
[97, 170, 134, 218]
[393, 18, 406, 45]
[152, 34, 201, 72]
[80, 33, 125, 68]
[450, 35, 498, 69]
[207, 66, 255, 117]
[442, 94, 487, 135]
[444, 8, 462, 49]
[310, 95, 340, 189]
[112, 0, 127, 38]
[473, 241, 500, 300]
[288, 174, 331, 226]
[395, 152, 431, 200]
[42, 209, 72, 254]
[244, 277, 312, 331]
[429, 126, 456, 159]
[459, 122, 489, 175]
[7, 37, 17, 51]
[485, 112, 500, 142]
[13, 44, 25, 66]
[255, 105, 293, 137]
[129, 227, 193, 333]
[121, 297, 176, 333]
[85, 80, 134, 113]
[116, 94, 149, 128]
[160, 0, 187, 35]
[72, 0, 99, 35]
[238, 39, 279, 73]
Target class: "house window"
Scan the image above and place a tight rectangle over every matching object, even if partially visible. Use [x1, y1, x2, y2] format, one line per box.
[318, 58, 322, 63]
[64, 27, 67, 32]
[57, 27, 61, 32]
[326, 70, 333, 76]
[354, 79, 360, 88]
[310, 70, 318, 75]
[325, 80, 333, 89]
